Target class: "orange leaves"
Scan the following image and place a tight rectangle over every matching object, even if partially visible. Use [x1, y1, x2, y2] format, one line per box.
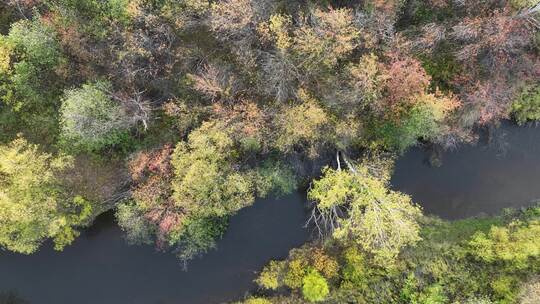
[465, 79, 514, 125]
[211, 101, 266, 139]
[129, 145, 173, 182]
[129, 145, 183, 247]
[452, 9, 531, 69]
[383, 54, 431, 107]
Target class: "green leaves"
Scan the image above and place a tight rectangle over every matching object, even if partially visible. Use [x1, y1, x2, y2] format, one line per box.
[0, 17, 64, 144]
[7, 18, 62, 68]
[302, 270, 329, 302]
[511, 85, 540, 125]
[60, 81, 132, 153]
[171, 121, 254, 217]
[309, 166, 422, 264]
[0, 137, 90, 253]
[171, 216, 227, 262]
[117, 121, 297, 262]
[469, 220, 540, 270]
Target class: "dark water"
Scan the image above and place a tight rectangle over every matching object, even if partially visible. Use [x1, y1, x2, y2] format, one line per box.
[3, 123, 540, 303]
[0, 193, 310, 304]
[392, 123, 540, 219]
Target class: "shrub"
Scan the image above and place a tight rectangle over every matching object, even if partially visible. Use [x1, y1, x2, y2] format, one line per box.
[302, 270, 329, 302]
[243, 298, 272, 304]
[256, 260, 287, 290]
[60, 81, 132, 153]
[511, 85, 540, 125]
[0, 137, 91, 253]
[469, 220, 540, 270]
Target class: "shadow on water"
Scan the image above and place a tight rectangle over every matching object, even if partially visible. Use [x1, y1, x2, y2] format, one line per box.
[0, 291, 29, 304]
[0, 192, 310, 304]
[3, 122, 540, 303]
[392, 122, 540, 219]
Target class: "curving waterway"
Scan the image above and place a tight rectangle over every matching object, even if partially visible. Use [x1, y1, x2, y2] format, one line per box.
[2, 122, 540, 303]
[392, 122, 540, 219]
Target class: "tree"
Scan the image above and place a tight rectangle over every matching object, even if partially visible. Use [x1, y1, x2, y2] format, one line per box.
[380, 55, 431, 112]
[171, 121, 256, 218]
[302, 270, 329, 302]
[469, 220, 540, 270]
[209, 0, 260, 65]
[370, 92, 460, 152]
[308, 165, 422, 263]
[119, 121, 296, 262]
[0, 137, 91, 253]
[47, 0, 133, 37]
[209, 0, 255, 43]
[159, 0, 210, 28]
[275, 90, 332, 158]
[60, 81, 132, 152]
[321, 53, 385, 114]
[188, 64, 244, 102]
[511, 85, 540, 125]
[0, 17, 64, 143]
[256, 260, 287, 290]
[118, 144, 191, 253]
[450, 7, 537, 125]
[0, 17, 63, 108]
[116, 200, 155, 245]
[292, 8, 359, 75]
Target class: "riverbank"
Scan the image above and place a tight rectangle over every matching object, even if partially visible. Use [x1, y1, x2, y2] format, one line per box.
[240, 204, 540, 304]
[392, 122, 540, 219]
[3, 123, 540, 303]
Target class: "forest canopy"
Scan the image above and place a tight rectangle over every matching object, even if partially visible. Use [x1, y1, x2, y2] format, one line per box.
[0, 0, 539, 302]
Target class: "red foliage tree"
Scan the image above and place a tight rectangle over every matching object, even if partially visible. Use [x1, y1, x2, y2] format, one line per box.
[129, 145, 184, 249]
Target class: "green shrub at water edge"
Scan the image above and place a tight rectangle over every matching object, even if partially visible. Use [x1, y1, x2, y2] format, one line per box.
[511, 85, 540, 125]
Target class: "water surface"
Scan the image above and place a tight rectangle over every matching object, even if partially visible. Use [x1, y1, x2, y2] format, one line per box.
[0, 193, 309, 304]
[392, 123, 540, 219]
[3, 123, 540, 303]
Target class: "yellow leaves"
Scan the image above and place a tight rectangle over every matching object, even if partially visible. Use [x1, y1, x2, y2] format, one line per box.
[243, 298, 272, 304]
[256, 260, 287, 290]
[311, 248, 339, 279]
[469, 220, 540, 269]
[284, 255, 310, 289]
[347, 54, 386, 101]
[210, 0, 253, 34]
[292, 8, 359, 68]
[0, 136, 81, 254]
[258, 14, 292, 50]
[171, 121, 256, 218]
[414, 91, 460, 120]
[0, 137, 53, 190]
[52, 225, 80, 251]
[275, 90, 330, 157]
[184, 121, 234, 155]
[283, 101, 327, 139]
[0, 39, 13, 73]
[309, 165, 422, 265]
[269, 15, 292, 50]
[125, 0, 144, 19]
[308, 167, 358, 211]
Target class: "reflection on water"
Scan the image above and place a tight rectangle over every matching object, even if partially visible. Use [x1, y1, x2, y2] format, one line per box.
[392, 122, 540, 219]
[0, 193, 309, 304]
[2, 122, 540, 303]
[0, 291, 29, 304]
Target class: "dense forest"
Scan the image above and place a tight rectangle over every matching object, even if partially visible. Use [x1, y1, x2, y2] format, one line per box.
[0, 0, 539, 303]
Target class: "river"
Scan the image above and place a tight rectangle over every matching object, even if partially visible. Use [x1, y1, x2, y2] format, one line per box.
[2, 123, 540, 304]
[392, 122, 540, 219]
